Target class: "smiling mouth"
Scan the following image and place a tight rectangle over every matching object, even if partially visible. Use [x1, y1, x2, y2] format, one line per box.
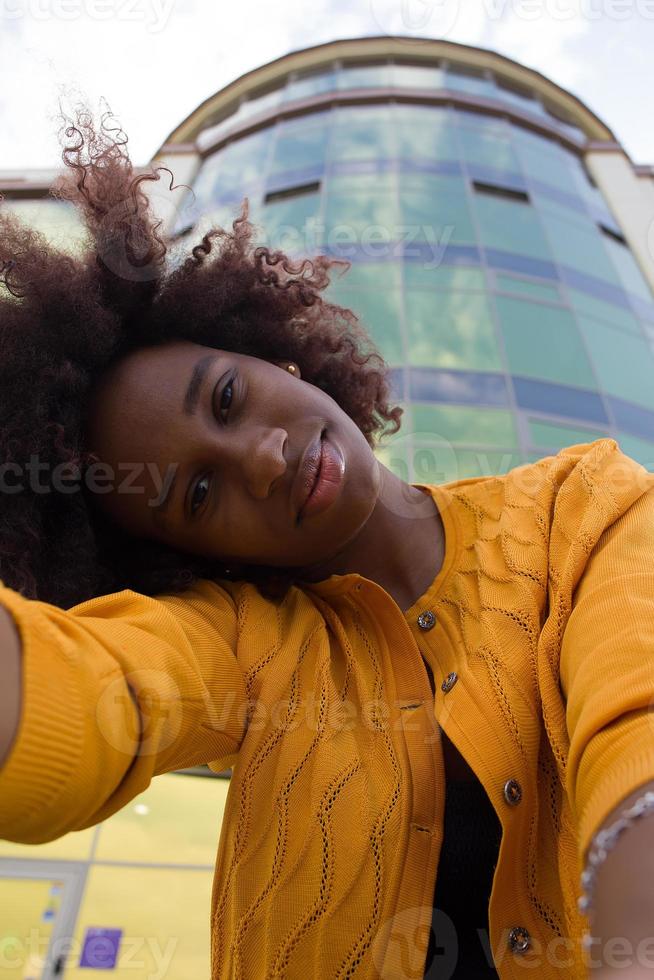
[296, 430, 345, 522]
[295, 430, 325, 523]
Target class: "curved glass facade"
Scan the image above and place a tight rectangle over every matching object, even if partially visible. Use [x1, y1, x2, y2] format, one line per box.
[177, 70, 654, 480]
[195, 58, 586, 149]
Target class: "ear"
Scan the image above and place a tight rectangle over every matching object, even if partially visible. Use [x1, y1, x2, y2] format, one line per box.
[273, 360, 301, 379]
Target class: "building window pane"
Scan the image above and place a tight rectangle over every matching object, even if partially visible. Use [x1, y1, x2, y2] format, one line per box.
[392, 63, 446, 89]
[335, 261, 403, 290]
[485, 248, 558, 281]
[326, 172, 397, 196]
[444, 67, 496, 99]
[409, 368, 510, 406]
[578, 177, 616, 222]
[495, 294, 596, 387]
[475, 194, 552, 261]
[237, 86, 284, 121]
[406, 291, 502, 371]
[459, 126, 521, 174]
[269, 117, 329, 177]
[396, 106, 459, 163]
[455, 109, 508, 133]
[494, 273, 561, 303]
[602, 234, 654, 303]
[577, 315, 654, 409]
[189, 153, 223, 210]
[285, 69, 338, 101]
[529, 187, 589, 221]
[210, 129, 274, 199]
[325, 286, 404, 365]
[566, 287, 642, 336]
[330, 106, 396, 161]
[324, 173, 399, 250]
[539, 210, 621, 284]
[511, 128, 578, 187]
[338, 63, 394, 89]
[259, 192, 321, 253]
[528, 418, 606, 449]
[560, 266, 631, 308]
[400, 174, 477, 245]
[412, 404, 518, 447]
[404, 264, 486, 291]
[513, 376, 609, 424]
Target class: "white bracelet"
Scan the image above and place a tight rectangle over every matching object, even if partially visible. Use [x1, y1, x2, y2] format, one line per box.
[578, 789, 654, 937]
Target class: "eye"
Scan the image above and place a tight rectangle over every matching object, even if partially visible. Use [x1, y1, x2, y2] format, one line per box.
[216, 377, 234, 423]
[190, 475, 210, 515]
[189, 375, 236, 517]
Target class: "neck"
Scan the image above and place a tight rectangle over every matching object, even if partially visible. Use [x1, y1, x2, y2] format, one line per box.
[298, 465, 446, 613]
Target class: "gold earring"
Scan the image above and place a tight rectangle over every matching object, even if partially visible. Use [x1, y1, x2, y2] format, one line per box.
[287, 363, 297, 375]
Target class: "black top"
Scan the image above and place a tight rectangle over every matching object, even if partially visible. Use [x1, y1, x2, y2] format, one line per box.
[424, 776, 502, 978]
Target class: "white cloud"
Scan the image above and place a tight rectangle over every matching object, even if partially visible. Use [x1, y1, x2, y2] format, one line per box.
[0, 0, 652, 169]
[483, 2, 592, 88]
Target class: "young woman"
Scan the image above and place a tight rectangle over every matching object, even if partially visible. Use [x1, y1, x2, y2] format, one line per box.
[1, 107, 653, 980]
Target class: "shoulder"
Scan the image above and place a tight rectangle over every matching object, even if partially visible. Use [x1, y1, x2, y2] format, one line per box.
[441, 438, 651, 532]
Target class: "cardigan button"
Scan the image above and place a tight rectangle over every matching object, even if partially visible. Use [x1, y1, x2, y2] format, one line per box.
[508, 926, 531, 954]
[417, 610, 436, 631]
[441, 672, 458, 693]
[503, 779, 523, 806]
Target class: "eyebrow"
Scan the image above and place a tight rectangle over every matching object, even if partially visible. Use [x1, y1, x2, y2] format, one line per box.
[151, 353, 220, 523]
[183, 353, 220, 416]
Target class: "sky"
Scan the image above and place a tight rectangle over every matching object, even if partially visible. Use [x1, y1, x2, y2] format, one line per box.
[1, 0, 653, 171]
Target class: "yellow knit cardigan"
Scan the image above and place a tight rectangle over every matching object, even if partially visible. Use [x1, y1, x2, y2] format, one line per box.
[1, 438, 653, 978]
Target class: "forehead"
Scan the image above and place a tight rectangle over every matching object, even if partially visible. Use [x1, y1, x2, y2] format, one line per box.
[112, 340, 217, 389]
[86, 341, 218, 454]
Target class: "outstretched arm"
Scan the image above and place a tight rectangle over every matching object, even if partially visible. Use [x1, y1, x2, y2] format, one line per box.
[560, 482, 654, 978]
[0, 578, 247, 844]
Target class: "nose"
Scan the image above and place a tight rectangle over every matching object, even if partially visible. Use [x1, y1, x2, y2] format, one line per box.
[240, 426, 288, 499]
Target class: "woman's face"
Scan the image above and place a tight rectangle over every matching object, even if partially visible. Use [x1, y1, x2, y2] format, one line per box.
[85, 339, 381, 570]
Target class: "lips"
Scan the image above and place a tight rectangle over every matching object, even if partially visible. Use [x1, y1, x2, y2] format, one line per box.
[293, 431, 324, 520]
[294, 431, 346, 521]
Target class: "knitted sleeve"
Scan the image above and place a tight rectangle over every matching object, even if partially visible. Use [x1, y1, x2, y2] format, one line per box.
[0, 578, 247, 844]
[560, 481, 654, 858]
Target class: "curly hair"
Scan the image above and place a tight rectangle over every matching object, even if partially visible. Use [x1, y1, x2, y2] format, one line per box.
[0, 103, 403, 610]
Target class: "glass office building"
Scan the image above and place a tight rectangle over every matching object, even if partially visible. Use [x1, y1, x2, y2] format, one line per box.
[159, 37, 654, 478]
[1, 35, 653, 979]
